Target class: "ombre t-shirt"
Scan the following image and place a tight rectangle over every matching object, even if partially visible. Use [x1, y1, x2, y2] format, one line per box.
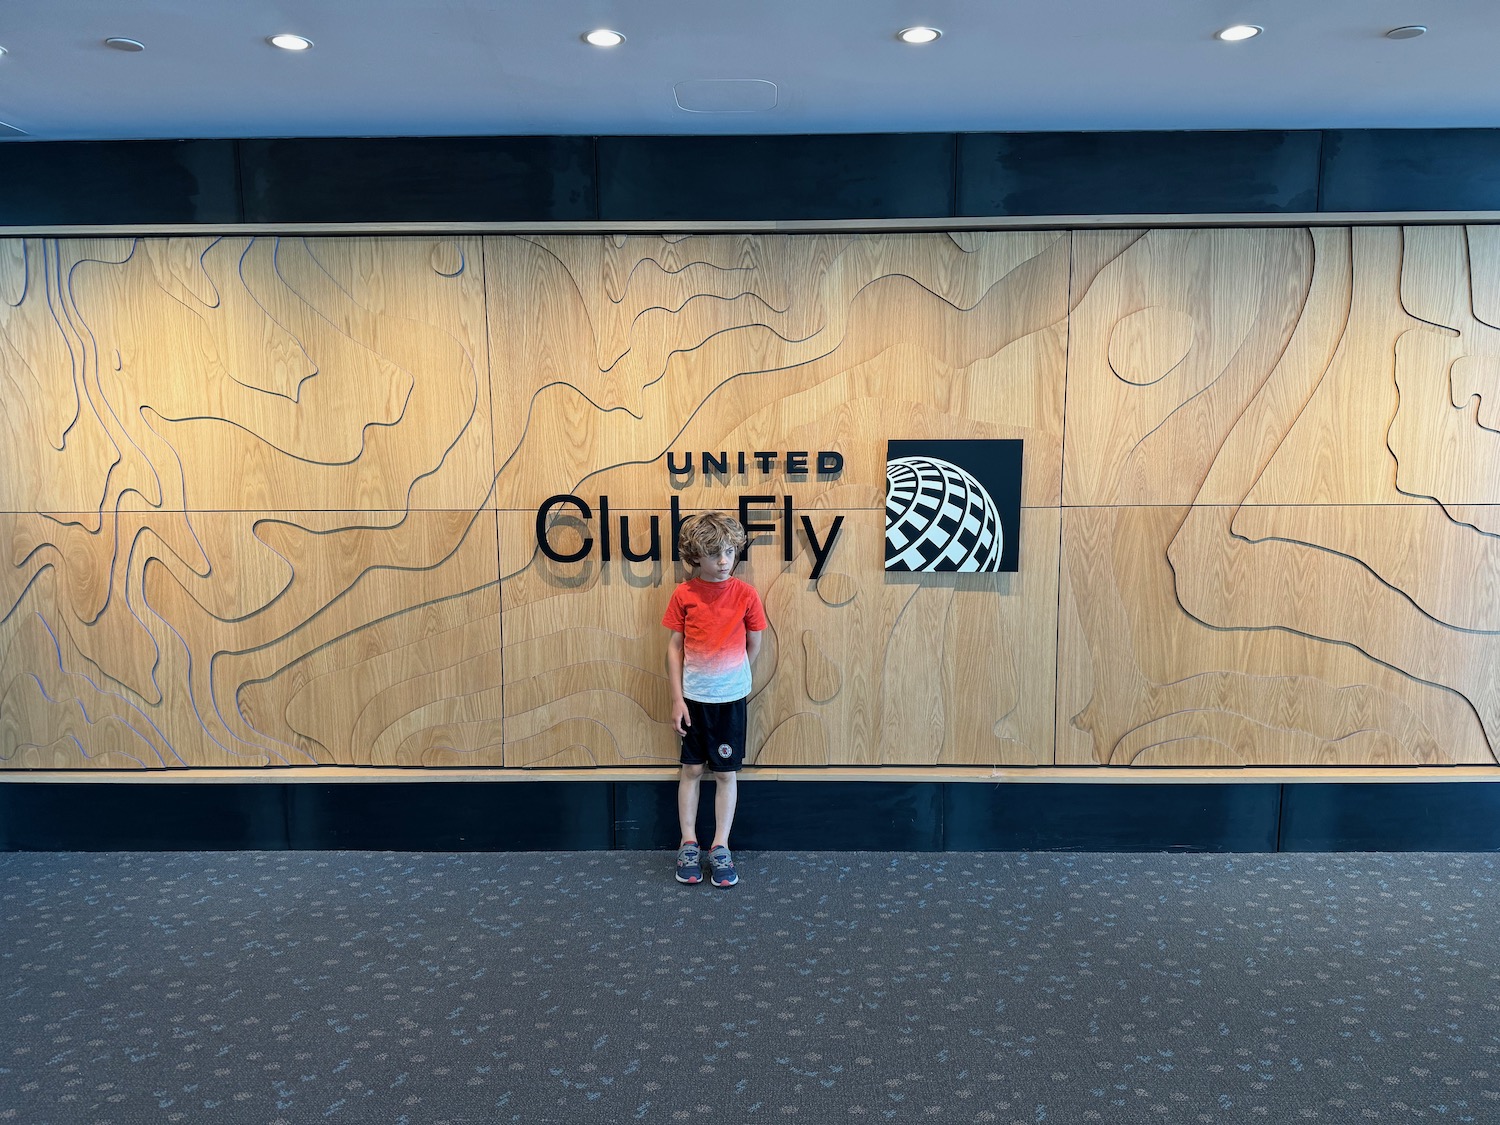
[662, 577, 767, 703]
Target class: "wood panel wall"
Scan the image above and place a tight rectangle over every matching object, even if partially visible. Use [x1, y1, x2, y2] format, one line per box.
[0, 229, 1495, 770]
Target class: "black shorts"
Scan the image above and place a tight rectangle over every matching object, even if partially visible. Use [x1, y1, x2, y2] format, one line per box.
[679, 697, 747, 773]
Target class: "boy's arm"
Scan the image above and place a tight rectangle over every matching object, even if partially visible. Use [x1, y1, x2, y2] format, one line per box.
[666, 630, 690, 736]
[745, 629, 763, 664]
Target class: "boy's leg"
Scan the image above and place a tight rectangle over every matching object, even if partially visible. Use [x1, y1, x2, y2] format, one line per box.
[711, 771, 737, 849]
[678, 763, 704, 845]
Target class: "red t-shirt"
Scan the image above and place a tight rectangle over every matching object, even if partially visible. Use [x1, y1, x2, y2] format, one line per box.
[662, 577, 767, 703]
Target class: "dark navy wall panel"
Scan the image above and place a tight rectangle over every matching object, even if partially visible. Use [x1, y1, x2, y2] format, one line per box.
[958, 131, 1321, 216]
[1322, 129, 1500, 213]
[239, 137, 596, 223]
[285, 782, 613, 851]
[5, 129, 1500, 226]
[0, 783, 286, 850]
[598, 134, 955, 221]
[614, 780, 945, 851]
[0, 140, 239, 225]
[1280, 783, 1500, 851]
[945, 783, 1282, 852]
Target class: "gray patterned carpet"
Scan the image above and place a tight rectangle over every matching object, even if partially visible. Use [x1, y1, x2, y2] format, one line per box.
[2, 849, 1497, 1124]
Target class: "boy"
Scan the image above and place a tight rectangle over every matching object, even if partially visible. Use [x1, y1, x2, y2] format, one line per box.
[662, 512, 767, 887]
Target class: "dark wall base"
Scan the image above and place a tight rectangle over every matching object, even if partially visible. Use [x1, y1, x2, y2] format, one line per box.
[4, 780, 1498, 852]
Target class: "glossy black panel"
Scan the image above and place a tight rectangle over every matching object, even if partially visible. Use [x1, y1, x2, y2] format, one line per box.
[1280, 783, 1500, 851]
[598, 134, 955, 221]
[613, 780, 945, 851]
[0, 783, 285, 850]
[239, 137, 596, 223]
[0, 141, 239, 225]
[944, 783, 1281, 852]
[285, 782, 613, 851]
[1321, 129, 1500, 213]
[958, 131, 1322, 216]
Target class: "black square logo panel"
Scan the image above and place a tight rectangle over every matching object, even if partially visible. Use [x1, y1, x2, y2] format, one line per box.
[885, 439, 1023, 572]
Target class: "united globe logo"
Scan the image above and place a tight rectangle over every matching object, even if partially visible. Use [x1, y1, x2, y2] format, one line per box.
[884, 439, 1023, 573]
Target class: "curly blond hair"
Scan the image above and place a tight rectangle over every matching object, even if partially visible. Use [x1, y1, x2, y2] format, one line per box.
[678, 511, 747, 568]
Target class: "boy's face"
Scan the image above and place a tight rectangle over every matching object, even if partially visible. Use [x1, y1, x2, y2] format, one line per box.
[695, 543, 737, 583]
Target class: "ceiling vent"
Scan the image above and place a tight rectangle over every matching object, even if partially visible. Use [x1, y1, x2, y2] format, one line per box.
[673, 79, 779, 113]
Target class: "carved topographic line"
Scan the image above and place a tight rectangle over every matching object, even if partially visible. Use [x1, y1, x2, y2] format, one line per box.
[242, 238, 322, 400]
[3, 675, 154, 769]
[623, 287, 794, 335]
[1106, 305, 1193, 387]
[152, 247, 485, 510]
[131, 540, 302, 764]
[1448, 356, 1500, 437]
[513, 714, 617, 765]
[350, 680, 497, 754]
[509, 270, 982, 485]
[0, 329, 65, 451]
[300, 236, 487, 407]
[600, 254, 756, 306]
[4, 239, 28, 308]
[44, 241, 119, 502]
[141, 377, 415, 467]
[1465, 228, 1500, 334]
[64, 240, 174, 514]
[1069, 231, 1148, 307]
[1388, 348, 1500, 537]
[876, 582, 923, 710]
[1114, 734, 1238, 764]
[186, 506, 491, 628]
[747, 615, 778, 706]
[30, 610, 181, 765]
[230, 580, 498, 729]
[494, 333, 846, 528]
[1395, 228, 1465, 336]
[4, 732, 149, 770]
[139, 513, 494, 764]
[1113, 709, 1404, 765]
[1122, 238, 1317, 475]
[523, 745, 601, 769]
[1191, 230, 1351, 513]
[756, 711, 825, 763]
[1163, 517, 1496, 760]
[1223, 516, 1500, 635]
[596, 277, 828, 375]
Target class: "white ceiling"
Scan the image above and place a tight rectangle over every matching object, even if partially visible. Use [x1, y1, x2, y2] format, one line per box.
[0, 0, 1492, 141]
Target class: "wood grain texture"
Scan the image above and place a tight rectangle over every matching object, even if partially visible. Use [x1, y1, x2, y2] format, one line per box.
[8, 227, 1500, 772]
[1064, 227, 1319, 507]
[1056, 505, 1493, 767]
[501, 508, 1058, 768]
[0, 507, 501, 768]
[0, 236, 494, 516]
[487, 233, 1068, 512]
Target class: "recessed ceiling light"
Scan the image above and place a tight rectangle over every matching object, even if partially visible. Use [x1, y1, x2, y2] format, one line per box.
[1385, 25, 1427, 39]
[583, 29, 625, 47]
[1215, 24, 1262, 41]
[267, 33, 314, 51]
[104, 37, 146, 52]
[897, 26, 942, 44]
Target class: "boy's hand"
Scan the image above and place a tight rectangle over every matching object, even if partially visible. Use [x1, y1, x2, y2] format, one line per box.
[671, 700, 691, 736]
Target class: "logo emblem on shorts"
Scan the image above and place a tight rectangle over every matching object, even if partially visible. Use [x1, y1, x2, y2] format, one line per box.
[717, 743, 733, 759]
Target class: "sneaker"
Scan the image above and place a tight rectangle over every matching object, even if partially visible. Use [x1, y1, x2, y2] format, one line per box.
[675, 841, 702, 884]
[707, 845, 739, 888]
